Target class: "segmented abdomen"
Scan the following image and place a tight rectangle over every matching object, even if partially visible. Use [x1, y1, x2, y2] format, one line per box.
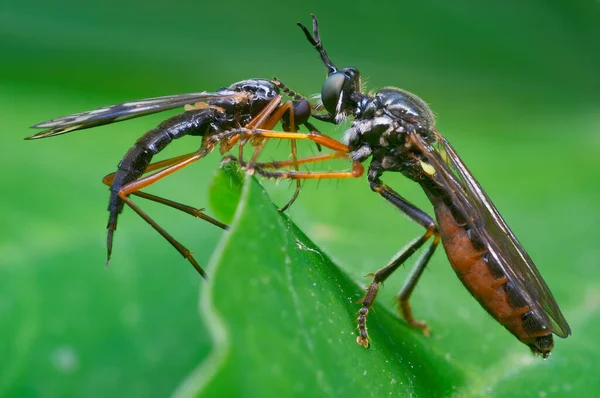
[432, 199, 553, 355]
[107, 108, 221, 221]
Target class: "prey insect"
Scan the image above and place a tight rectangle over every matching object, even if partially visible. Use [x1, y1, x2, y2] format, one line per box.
[251, 15, 571, 357]
[28, 78, 340, 278]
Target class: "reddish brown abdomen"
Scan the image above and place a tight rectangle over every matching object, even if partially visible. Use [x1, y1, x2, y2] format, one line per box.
[432, 200, 553, 354]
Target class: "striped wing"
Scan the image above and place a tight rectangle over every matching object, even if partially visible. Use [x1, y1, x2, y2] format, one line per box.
[28, 91, 241, 139]
[414, 130, 571, 338]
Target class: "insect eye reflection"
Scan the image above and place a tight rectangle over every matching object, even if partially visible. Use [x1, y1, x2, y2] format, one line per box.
[321, 72, 345, 115]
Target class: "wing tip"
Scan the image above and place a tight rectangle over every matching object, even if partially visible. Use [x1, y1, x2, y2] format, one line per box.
[550, 315, 571, 339]
[557, 324, 572, 339]
[25, 130, 61, 140]
[25, 131, 46, 140]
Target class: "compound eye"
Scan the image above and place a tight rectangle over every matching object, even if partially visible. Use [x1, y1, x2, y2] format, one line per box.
[293, 99, 311, 126]
[282, 99, 311, 131]
[321, 72, 345, 115]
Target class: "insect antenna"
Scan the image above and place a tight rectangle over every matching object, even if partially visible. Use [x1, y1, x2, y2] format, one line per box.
[273, 78, 303, 101]
[297, 14, 338, 73]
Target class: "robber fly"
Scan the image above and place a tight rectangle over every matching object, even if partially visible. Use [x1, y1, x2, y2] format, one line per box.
[28, 78, 326, 278]
[250, 15, 571, 357]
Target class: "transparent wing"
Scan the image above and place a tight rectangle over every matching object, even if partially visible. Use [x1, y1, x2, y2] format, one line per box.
[413, 130, 571, 338]
[28, 91, 243, 139]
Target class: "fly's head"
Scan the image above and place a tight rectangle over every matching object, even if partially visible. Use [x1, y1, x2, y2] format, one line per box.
[320, 67, 365, 122]
[298, 14, 366, 123]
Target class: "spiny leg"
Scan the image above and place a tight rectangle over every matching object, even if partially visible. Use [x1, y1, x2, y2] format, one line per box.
[103, 152, 227, 230]
[219, 128, 350, 153]
[251, 159, 364, 180]
[124, 192, 227, 229]
[241, 97, 293, 164]
[219, 94, 284, 155]
[107, 150, 210, 274]
[273, 76, 322, 152]
[120, 194, 208, 278]
[234, 94, 286, 163]
[268, 101, 301, 212]
[249, 151, 350, 170]
[249, 100, 302, 211]
[105, 95, 288, 273]
[251, 146, 354, 212]
[237, 130, 359, 181]
[233, 90, 327, 201]
[396, 238, 439, 335]
[277, 138, 301, 212]
[219, 151, 349, 175]
[356, 177, 440, 348]
[239, 99, 304, 211]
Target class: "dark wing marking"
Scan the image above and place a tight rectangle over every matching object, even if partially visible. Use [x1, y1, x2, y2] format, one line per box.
[413, 130, 571, 338]
[27, 91, 243, 139]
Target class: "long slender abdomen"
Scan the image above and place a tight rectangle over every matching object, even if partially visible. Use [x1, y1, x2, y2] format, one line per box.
[107, 109, 219, 219]
[432, 200, 553, 355]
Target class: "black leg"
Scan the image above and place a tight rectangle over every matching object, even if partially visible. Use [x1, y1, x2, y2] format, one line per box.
[356, 176, 439, 348]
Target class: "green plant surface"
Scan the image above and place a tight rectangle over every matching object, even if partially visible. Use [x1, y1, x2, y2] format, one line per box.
[3, 0, 599, 397]
[173, 167, 597, 398]
[182, 169, 464, 397]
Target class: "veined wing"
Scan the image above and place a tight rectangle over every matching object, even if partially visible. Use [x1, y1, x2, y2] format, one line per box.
[28, 91, 244, 139]
[413, 130, 571, 338]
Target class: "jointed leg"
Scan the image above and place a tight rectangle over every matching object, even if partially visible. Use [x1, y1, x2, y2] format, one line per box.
[124, 191, 227, 230]
[103, 152, 227, 230]
[105, 149, 214, 276]
[119, 194, 208, 278]
[248, 100, 302, 211]
[249, 151, 350, 169]
[251, 159, 364, 180]
[219, 95, 284, 155]
[104, 95, 295, 277]
[356, 177, 439, 348]
[238, 99, 306, 211]
[277, 139, 301, 212]
[211, 128, 349, 154]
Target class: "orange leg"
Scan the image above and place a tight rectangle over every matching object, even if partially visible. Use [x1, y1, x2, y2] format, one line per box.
[229, 125, 354, 206]
[248, 100, 302, 211]
[107, 150, 212, 277]
[118, 151, 207, 196]
[253, 162, 364, 180]
[248, 100, 296, 162]
[249, 151, 350, 169]
[108, 95, 307, 278]
[251, 154, 364, 180]
[278, 138, 301, 212]
[102, 153, 227, 229]
[219, 94, 284, 155]
[216, 128, 350, 153]
[238, 100, 304, 211]
[115, 94, 288, 205]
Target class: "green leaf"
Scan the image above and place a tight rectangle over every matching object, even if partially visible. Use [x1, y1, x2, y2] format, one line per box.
[176, 168, 464, 397]
[4, 1, 599, 395]
[208, 160, 245, 224]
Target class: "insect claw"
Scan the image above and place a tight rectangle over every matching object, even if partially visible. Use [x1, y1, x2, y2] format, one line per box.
[356, 336, 370, 349]
[409, 321, 431, 337]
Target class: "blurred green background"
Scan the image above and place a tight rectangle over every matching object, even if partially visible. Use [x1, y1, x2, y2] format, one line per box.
[2, 0, 599, 397]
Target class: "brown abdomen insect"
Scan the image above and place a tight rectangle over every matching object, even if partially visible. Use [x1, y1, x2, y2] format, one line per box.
[433, 199, 554, 356]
